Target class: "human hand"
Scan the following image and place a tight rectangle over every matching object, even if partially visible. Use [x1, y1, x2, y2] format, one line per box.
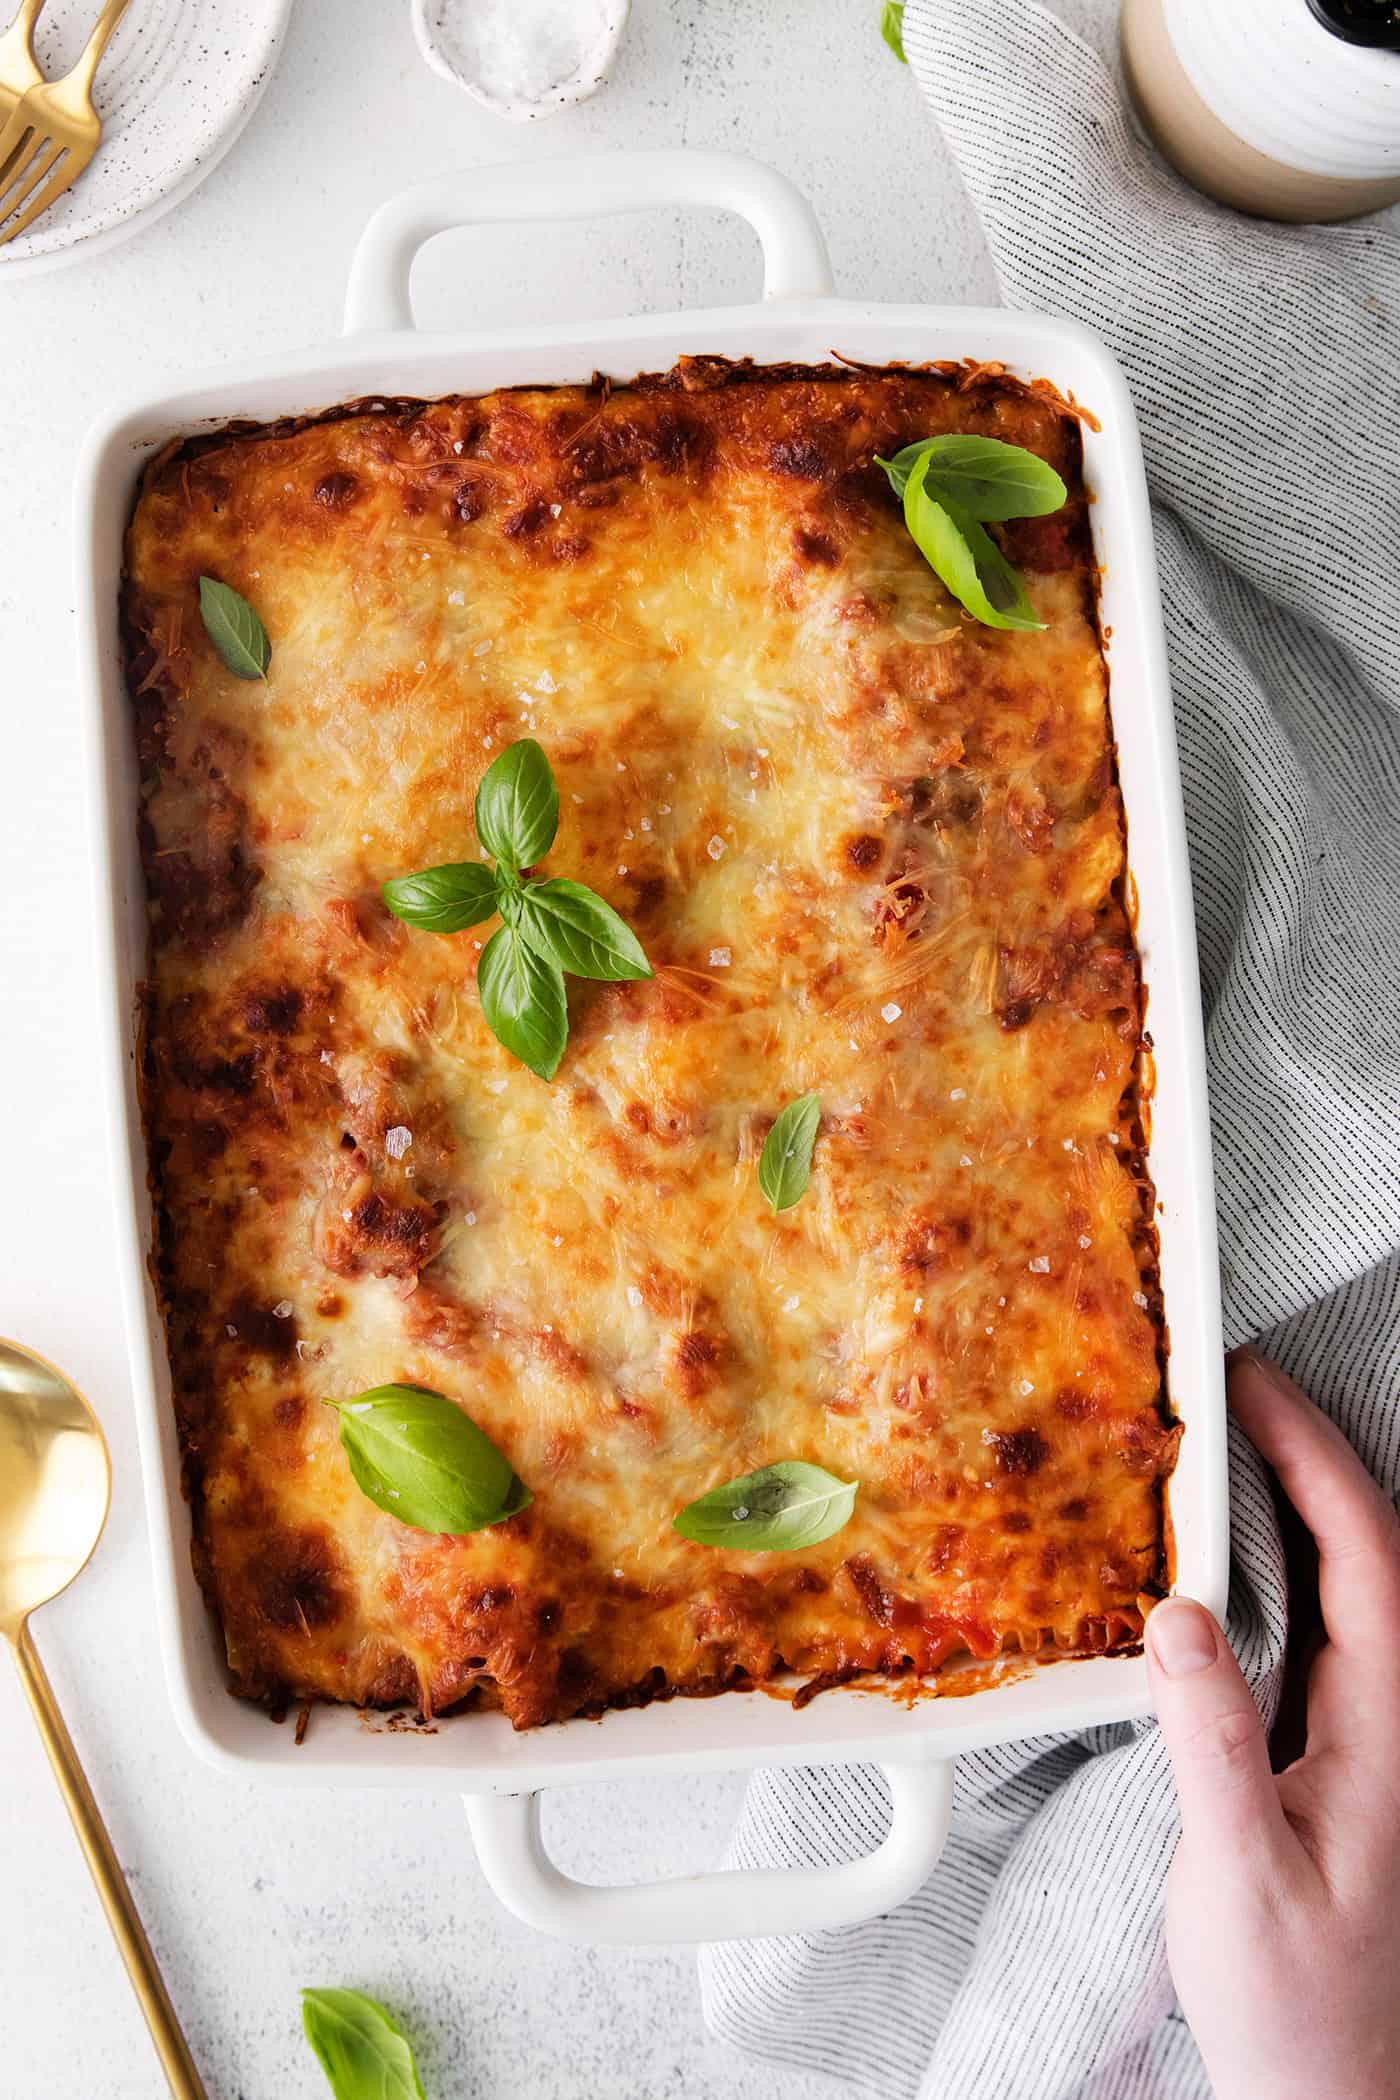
[1145, 1350, 1400, 2100]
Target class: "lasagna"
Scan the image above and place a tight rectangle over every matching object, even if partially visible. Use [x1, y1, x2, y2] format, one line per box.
[124, 359, 1176, 1731]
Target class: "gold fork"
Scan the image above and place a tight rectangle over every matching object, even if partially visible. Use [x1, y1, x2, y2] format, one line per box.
[0, 0, 47, 150]
[0, 0, 131, 250]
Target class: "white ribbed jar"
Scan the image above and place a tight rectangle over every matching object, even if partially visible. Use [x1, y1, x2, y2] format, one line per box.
[1122, 0, 1400, 222]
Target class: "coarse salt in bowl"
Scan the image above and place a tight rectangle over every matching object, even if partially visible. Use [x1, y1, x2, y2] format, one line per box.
[411, 0, 632, 123]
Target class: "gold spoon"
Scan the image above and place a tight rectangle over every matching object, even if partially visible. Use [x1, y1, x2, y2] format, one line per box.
[0, 1337, 207, 2098]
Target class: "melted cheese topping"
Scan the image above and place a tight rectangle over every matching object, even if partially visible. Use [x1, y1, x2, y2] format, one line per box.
[126, 361, 1175, 1729]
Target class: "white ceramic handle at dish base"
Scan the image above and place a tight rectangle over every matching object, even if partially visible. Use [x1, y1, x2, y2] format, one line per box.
[342, 149, 835, 336]
[463, 1759, 954, 1946]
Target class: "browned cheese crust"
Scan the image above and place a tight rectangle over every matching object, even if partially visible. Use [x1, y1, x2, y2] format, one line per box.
[124, 358, 1177, 1730]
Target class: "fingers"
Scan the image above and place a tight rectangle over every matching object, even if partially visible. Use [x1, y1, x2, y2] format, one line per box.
[1228, 1350, 1400, 1662]
[1147, 1596, 1291, 1865]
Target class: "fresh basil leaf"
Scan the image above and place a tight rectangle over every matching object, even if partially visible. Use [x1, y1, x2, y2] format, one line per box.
[903, 458, 1044, 632]
[329, 1385, 530, 1535]
[880, 1, 907, 60]
[197, 575, 270, 681]
[516, 878, 652, 982]
[474, 738, 558, 871]
[301, 1988, 425, 2100]
[477, 923, 568, 1079]
[758, 1091, 822, 1213]
[382, 861, 500, 933]
[673, 1461, 858, 1552]
[880, 435, 1066, 521]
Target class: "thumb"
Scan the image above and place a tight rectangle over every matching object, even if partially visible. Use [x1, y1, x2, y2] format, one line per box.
[1146, 1597, 1289, 1863]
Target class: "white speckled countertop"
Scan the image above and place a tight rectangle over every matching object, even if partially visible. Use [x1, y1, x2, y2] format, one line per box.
[0, 2, 997, 2092]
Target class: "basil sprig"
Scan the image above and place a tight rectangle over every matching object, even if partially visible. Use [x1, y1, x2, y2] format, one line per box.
[674, 1461, 858, 1551]
[876, 435, 1068, 632]
[880, 1, 907, 61]
[758, 1092, 822, 1212]
[301, 1989, 424, 2100]
[197, 575, 270, 681]
[383, 739, 652, 1080]
[329, 1384, 530, 1535]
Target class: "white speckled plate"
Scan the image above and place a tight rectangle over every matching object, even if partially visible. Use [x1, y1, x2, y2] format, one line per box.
[0, 0, 292, 278]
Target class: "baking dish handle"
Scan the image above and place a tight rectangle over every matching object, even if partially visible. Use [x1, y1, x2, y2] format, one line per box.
[462, 1757, 954, 1946]
[343, 149, 835, 335]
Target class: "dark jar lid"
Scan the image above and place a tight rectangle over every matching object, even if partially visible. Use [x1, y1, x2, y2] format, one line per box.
[1305, 0, 1400, 50]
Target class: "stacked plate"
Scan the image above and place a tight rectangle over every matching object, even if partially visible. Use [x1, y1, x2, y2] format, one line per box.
[0, 0, 292, 278]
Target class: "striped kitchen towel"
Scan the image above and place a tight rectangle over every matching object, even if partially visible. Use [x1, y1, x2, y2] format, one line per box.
[699, 2, 1400, 2095]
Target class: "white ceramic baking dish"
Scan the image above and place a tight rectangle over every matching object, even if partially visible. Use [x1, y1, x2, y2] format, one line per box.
[76, 149, 1228, 1947]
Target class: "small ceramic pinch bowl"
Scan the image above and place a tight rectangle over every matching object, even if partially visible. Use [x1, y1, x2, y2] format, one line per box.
[411, 0, 632, 124]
